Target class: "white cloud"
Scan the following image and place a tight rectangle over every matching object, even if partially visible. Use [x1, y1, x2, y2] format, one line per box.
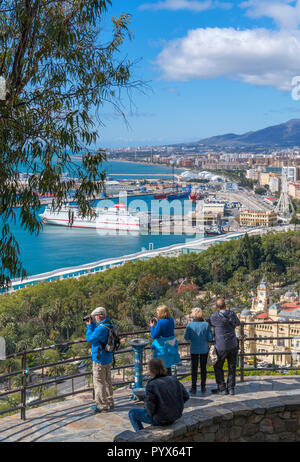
[139, 0, 232, 12]
[241, 0, 300, 30]
[155, 27, 300, 90]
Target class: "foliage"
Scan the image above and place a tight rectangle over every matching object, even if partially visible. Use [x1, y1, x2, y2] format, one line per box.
[0, 392, 21, 418]
[0, 230, 300, 365]
[0, 0, 139, 286]
[255, 187, 268, 195]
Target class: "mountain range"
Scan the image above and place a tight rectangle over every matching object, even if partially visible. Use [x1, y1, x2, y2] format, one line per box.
[196, 119, 300, 148]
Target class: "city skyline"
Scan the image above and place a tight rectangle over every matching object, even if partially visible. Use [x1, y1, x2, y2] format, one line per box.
[98, 1, 300, 148]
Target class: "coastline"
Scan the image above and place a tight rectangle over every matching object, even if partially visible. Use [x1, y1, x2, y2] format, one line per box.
[11, 161, 190, 281]
[106, 157, 184, 172]
[7, 227, 269, 293]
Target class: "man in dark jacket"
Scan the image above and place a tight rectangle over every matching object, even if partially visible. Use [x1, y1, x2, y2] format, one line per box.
[128, 358, 189, 432]
[208, 298, 241, 395]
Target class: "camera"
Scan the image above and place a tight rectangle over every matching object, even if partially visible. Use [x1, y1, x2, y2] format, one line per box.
[151, 317, 157, 325]
[83, 315, 92, 323]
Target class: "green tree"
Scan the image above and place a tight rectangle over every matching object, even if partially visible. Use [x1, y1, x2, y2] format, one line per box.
[0, 0, 138, 287]
[135, 274, 169, 305]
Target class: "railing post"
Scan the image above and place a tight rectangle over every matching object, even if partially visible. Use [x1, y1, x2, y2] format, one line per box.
[21, 353, 27, 420]
[254, 334, 257, 369]
[240, 322, 245, 383]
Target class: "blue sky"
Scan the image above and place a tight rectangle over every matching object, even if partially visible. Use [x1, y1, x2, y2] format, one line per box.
[98, 1, 300, 148]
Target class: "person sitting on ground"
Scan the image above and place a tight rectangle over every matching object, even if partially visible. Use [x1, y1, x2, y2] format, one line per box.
[150, 305, 181, 376]
[128, 358, 189, 432]
[184, 307, 213, 395]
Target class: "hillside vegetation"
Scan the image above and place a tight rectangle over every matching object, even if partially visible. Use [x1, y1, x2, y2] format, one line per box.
[0, 231, 299, 358]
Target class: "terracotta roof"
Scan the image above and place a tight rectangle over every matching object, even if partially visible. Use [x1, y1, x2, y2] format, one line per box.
[255, 312, 269, 319]
[280, 303, 300, 310]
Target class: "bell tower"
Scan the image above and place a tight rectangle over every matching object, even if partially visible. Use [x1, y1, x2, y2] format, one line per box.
[251, 278, 270, 313]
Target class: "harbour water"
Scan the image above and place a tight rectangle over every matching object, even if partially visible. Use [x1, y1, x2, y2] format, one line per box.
[72, 159, 182, 179]
[12, 161, 191, 277]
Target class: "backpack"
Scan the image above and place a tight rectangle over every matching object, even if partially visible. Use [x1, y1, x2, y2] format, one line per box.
[98, 321, 121, 354]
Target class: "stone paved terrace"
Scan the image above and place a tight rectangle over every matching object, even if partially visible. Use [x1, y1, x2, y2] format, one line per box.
[0, 376, 299, 442]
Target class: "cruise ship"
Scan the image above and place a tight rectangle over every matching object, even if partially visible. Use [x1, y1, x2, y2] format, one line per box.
[39, 202, 149, 232]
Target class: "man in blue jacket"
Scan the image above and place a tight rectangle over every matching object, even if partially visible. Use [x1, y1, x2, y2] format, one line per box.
[86, 306, 114, 412]
[208, 298, 241, 395]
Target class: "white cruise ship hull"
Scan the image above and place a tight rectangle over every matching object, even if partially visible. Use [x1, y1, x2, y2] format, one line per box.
[42, 216, 141, 231]
[40, 204, 148, 232]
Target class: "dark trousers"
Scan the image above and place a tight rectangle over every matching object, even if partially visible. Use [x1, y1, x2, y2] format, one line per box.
[191, 353, 208, 388]
[214, 347, 238, 391]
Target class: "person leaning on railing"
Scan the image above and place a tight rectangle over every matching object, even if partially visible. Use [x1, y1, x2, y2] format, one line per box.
[149, 305, 181, 376]
[184, 307, 213, 395]
[85, 307, 114, 413]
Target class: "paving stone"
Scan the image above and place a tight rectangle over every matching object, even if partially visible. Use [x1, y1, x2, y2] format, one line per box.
[180, 415, 196, 433]
[259, 417, 274, 434]
[229, 426, 242, 440]
[244, 432, 265, 442]
[265, 433, 280, 442]
[248, 413, 264, 424]
[193, 432, 215, 442]
[221, 401, 253, 417]
[284, 419, 298, 432]
[131, 427, 174, 442]
[0, 378, 299, 442]
[113, 430, 135, 442]
[242, 423, 259, 437]
[213, 407, 234, 422]
[278, 432, 296, 441]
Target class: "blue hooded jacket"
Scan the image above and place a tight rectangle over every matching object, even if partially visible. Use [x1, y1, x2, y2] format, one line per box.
[86, 319, 113, 365]
[184, 319, 213, 354]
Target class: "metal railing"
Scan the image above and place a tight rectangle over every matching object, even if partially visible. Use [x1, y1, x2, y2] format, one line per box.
[238, 320, 300, 381]
[1, 322, 300, 420]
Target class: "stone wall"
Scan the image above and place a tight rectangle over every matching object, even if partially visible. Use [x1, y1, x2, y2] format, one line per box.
[114, 395, 300, 442]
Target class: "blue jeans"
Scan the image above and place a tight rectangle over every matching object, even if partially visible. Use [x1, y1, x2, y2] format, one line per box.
[128, 408, 160, 432]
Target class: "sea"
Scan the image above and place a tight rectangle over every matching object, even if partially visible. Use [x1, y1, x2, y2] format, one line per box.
[11, 161, 196, 277]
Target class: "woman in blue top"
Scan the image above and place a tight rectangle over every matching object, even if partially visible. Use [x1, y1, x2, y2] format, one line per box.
[184, 307, 213, 395]
[150, 305, 180, 376]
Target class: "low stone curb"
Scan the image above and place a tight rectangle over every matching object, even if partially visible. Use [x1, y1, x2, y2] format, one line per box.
[114, 395, 300, 442]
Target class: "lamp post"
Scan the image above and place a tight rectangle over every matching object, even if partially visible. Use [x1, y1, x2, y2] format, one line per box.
[128, 338, 149, 401]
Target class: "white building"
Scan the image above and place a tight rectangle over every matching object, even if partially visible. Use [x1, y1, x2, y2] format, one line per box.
[282, 166, 297, 182]
[269, 176, 281, 194]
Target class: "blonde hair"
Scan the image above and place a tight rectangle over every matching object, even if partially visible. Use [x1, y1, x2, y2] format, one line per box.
[191, 307, 203, 319]
[157, 305, 171, 319]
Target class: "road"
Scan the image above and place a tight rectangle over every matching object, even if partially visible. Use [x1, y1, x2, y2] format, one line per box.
[217, 189, 273, 212]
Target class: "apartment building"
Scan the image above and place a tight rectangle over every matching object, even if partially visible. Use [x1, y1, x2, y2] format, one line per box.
[259, 172, 270, 187]
[289, 182, 300, 200]
[239, 210, 278, 227]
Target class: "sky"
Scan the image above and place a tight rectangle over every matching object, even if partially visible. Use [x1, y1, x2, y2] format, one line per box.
[97, 0, 300, 148]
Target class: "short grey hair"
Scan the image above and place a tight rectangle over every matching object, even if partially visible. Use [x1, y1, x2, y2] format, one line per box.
[191, 307, 203, 318]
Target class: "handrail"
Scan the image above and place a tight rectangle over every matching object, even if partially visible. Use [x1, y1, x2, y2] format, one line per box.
[1, 321, 300, 420]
